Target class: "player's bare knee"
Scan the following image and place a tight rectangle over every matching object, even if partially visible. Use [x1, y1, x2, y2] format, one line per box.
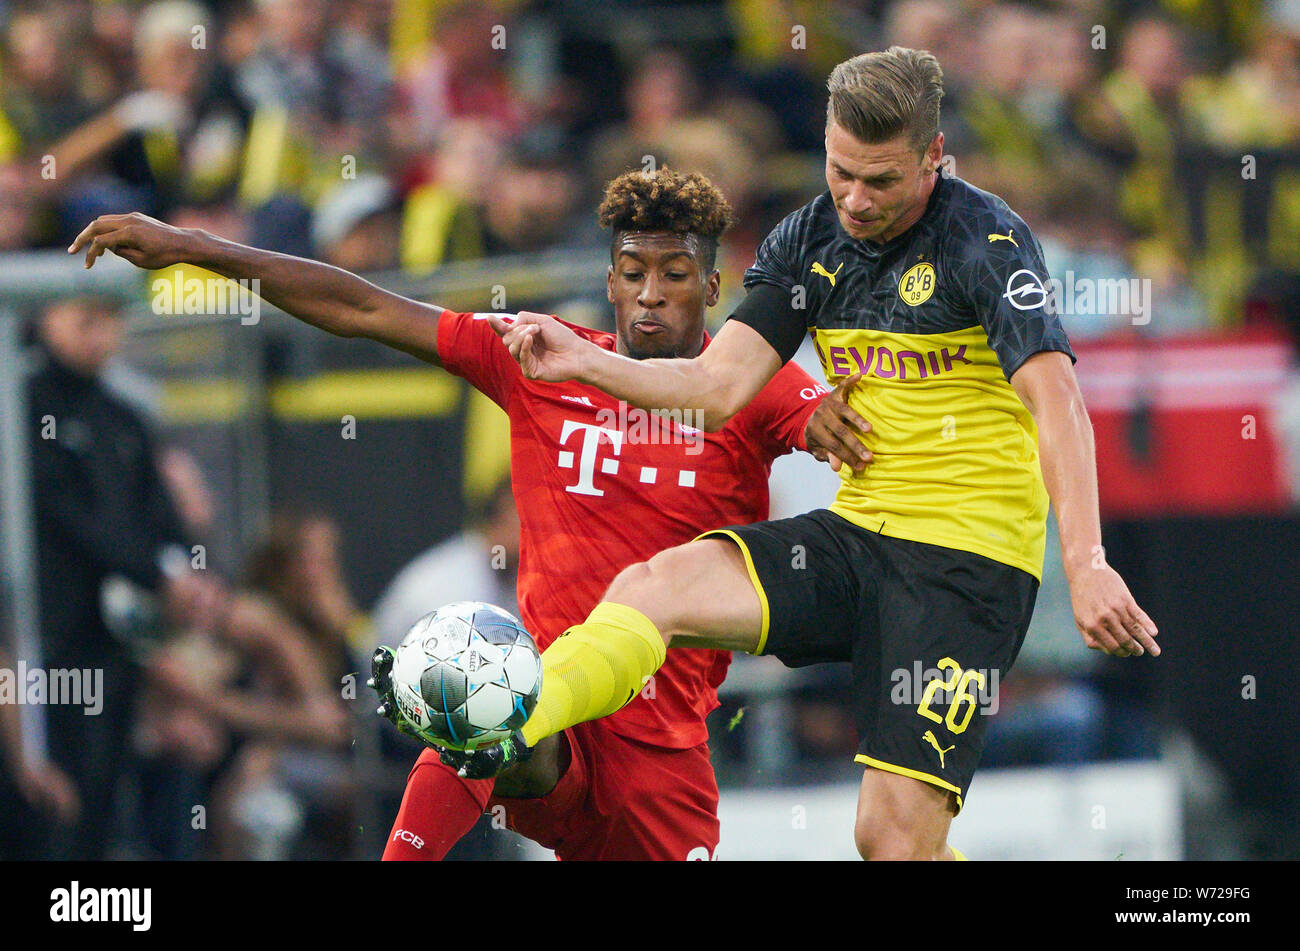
[604, 551, 688, 633]
[855, 820, 944, 861]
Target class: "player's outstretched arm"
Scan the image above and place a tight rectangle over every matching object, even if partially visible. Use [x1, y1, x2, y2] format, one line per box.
[489, 312, 782, 431]
[68, 213, 445, 365]
[1011, 352, 1160, 659]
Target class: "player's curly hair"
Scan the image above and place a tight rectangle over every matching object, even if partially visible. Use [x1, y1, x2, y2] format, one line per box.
[598, 168, 734, 273]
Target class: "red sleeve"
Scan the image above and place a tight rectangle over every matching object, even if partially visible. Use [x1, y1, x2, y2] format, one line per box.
[735, 358, 828, 458]
[435, 311, 523, 409]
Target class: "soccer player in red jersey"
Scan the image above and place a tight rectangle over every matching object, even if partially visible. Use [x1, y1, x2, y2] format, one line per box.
[70, 169, 835, 860]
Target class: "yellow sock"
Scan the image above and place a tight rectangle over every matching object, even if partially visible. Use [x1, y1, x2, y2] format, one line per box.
[520, 602, 667, 747]
[949, 845, 968, 861]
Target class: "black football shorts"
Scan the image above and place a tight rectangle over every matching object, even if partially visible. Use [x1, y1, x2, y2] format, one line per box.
[700, 509, 1038, 810]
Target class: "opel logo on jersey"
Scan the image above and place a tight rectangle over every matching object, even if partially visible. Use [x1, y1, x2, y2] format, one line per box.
[1002, 269, 1049, 311]
[898, 262, 936, 306]
[811, 261, 843, 287]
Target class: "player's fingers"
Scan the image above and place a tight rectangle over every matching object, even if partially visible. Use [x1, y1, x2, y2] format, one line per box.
[68, 222, 98, 254]
[1098, 612, 1141, 657]
[1109, 609, 1147, 657]
[832, 410, 872, 457]
[1081, 627, 1128, 656]
[1081, 616, 1122, 655]
[504, 326, 524, 359]
[824, 420, 871, 471]
[834, 371, 863, 396]
[67, 215, 126, 254]
[839, 406, 872, 436]
[822, 413, 871, 459]
[485, 313, 513, 337]
[829, 375, 871, 435]
[827, 452, 843, 472]
[89, 226, 137, 267]
[503, 322, 536, 350]
[520, 331, 536, 376]
[84, 233, 117, 269]
[1123, 606, 1160, 657]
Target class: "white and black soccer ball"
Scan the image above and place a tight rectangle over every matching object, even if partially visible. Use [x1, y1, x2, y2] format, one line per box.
[390, 601, 541, 750]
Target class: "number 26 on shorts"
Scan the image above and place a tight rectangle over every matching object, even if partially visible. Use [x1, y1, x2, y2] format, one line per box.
[916, 656, 985, 735]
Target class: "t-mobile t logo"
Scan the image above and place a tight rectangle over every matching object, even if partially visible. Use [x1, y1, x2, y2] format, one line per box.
[557, 420, 625, 496]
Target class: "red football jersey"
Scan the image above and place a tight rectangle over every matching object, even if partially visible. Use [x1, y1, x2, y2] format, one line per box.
[437, 310, 826, 747]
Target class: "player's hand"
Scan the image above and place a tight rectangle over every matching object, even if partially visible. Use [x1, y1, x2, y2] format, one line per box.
[805, 372, 873, 474]
[436, 731, 533, 780]
[68, 212, 197, 271]
[366, 646, 424, 741]
[1066, 556, 1160, 658]
[487, 311, 589, 382]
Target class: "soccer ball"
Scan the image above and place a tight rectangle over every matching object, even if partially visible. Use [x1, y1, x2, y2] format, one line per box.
[390, 601, 541, 750]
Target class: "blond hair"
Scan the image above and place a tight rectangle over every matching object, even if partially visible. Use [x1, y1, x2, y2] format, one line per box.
[826, 46, 944, 153]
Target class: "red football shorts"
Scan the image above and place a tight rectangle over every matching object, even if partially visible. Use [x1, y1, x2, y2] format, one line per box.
[384, 717, 720, 861]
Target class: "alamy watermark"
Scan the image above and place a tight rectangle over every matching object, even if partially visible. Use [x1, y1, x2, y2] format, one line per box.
[593, 401, 705, 455]
[0, 663, 103, 715]
[1003, 268, 1151, 326]
[151, 271, 261, 325]
[890, 660, 1000, 717]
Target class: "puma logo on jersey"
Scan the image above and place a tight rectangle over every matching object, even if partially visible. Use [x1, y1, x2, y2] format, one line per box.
[987, 230, 1018, 247]
[923, 730, 955, 768]
[811, 261, 844, 287]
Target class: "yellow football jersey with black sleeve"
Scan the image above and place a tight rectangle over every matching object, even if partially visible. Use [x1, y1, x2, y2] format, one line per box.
[736, 175, 1075, 579]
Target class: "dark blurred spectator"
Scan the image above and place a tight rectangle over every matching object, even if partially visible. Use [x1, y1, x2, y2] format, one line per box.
[0, 643, 81, 859]
[234, 0, 392, 210]
[725, 0, 862, 152]
[391, 0, 525, 157]
[0, 161, 43, 251]
[481, 131, 591, 256]
[1074, 16, 1199, 250]
[26, 294, 221, 859]
[1153, 0, 1269, 58]
[246, 512, 370, 662]
[397, 117, 507, 271]
[135, 581, 350, 859]
[371, 476, 520, 652]
[587, 46, 700, 188]
[124, 459, 355, 860]
[312, 174, 403, 272]
[236, 512, 362, 859]
[1184, 2, 1300, 148]
[43, 1, 249, 239]
[0, 4, 99, 158]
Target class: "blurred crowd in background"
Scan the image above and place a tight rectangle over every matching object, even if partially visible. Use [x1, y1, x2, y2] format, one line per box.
[1, 0, 1298, 860]
[3, 0, 1298, 328]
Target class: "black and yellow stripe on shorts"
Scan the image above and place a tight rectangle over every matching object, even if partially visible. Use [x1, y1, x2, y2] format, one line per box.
[694, 529, 771, 655]
[855, 753, 965, 812]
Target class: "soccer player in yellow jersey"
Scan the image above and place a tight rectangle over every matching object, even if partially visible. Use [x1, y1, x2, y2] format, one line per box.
[475, 46, 1160, 860]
